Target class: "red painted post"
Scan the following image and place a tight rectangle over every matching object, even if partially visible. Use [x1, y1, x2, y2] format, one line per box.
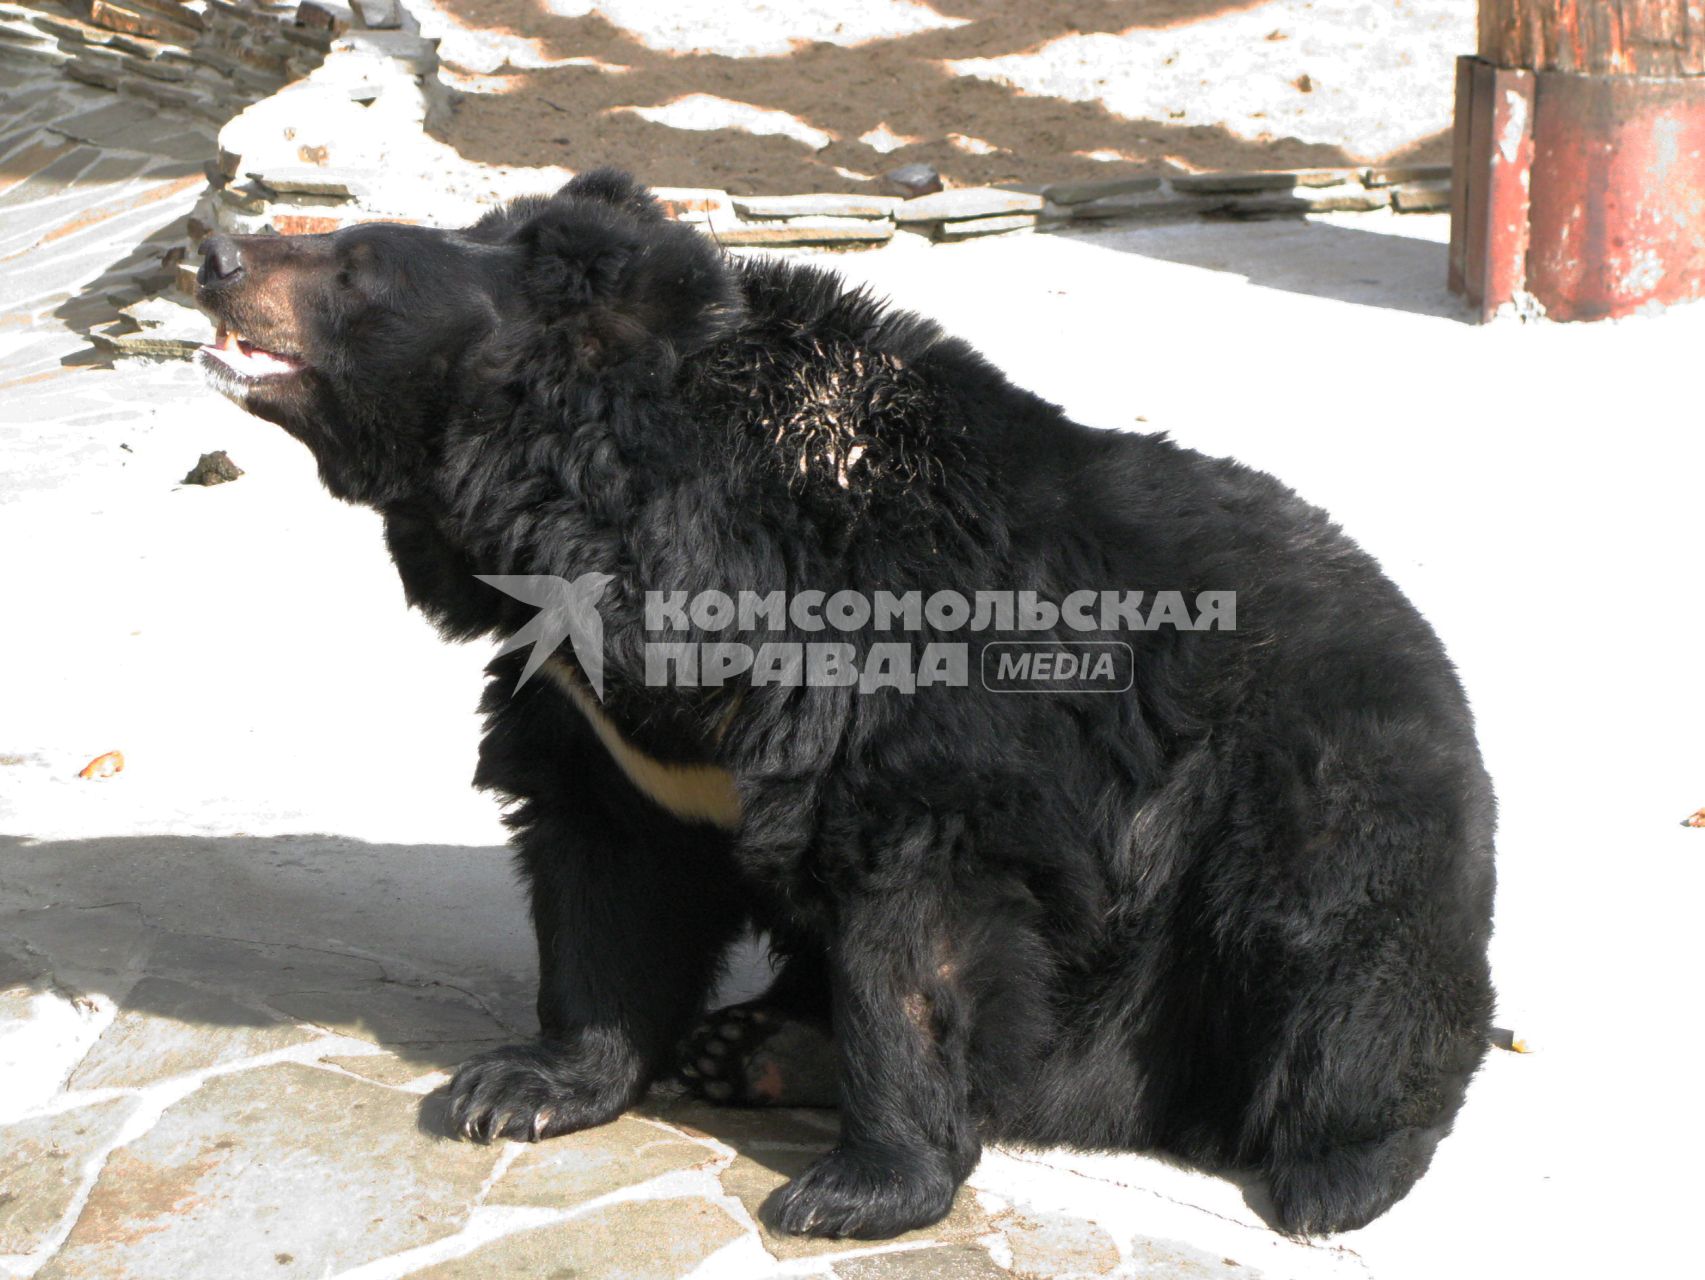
[1448, 1, 1705, 320]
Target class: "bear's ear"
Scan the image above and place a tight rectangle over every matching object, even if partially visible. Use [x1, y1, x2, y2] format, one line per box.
[554, 168, 666, 224]
[517, 193, 742, 375]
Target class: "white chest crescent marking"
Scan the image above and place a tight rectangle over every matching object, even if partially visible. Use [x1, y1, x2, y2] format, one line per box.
[542, 658, 743, 830]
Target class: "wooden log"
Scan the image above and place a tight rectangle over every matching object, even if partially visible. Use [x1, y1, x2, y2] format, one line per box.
[1478, 0, 1705, 76]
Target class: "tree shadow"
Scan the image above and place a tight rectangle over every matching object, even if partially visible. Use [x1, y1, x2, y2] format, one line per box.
[422, 0, 1447, 193]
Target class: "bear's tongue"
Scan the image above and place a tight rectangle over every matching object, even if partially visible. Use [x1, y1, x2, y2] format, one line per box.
[205, 326, 300, 378]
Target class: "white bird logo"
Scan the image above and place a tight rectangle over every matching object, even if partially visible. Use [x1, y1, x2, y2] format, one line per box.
[476, 572, 617, 699]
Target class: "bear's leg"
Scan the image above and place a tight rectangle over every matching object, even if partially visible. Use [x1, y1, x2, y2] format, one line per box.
[448, 677, 749, 1143]
[678, 944, 838, 1107]
[446, 793, 747, 1141]
[763, 885, 981, 1239]
[1222, 724, 1496, 1235]
[1252, 923, 1492, 1234]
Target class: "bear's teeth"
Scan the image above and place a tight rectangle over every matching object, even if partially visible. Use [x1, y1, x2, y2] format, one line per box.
[203, 330, 299, 378]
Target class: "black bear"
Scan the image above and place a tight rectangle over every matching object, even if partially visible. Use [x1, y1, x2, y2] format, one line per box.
[195, 169, 1495, 1240]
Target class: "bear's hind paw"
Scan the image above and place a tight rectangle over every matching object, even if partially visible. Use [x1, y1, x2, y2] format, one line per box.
[676, 1002, 838, 1108]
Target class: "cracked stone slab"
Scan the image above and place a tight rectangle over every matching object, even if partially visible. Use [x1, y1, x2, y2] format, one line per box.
[1127, 1236, 1269, 1278]
[1003, 1208, 1121, 1278]
[0, 837, 536, 1016]
[57, 108, 214, 161]
[91, 295, 213, 360]
[36, 1062, 501, 1279]
[0, 1096, 138, 1254]
[1042, 176, 1166, 206]
[0, 905, 152, 992]
[834, 1245, 1011, 1278]
[267, 982, 515, 1047]
[731, 193, 901, 220]
[644, 1097, 839, 1149]
[706, 215, 895, 246]
[409, 1197, 745, 1279]
[895, 187, 1045, 223]
[145, 928, 388, 998]
[247, 164, 367, 198]
[488, 1115, 718, 1209]
[0, 943, 52, 1021]
[66, 976, 320, 1090]
[317, 1039, 507, 1087]
[935, 213, 1039, 241]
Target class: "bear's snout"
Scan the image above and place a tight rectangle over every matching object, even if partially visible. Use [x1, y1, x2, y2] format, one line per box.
[193, 233, 315, 394]
[198, 235, 244, 286]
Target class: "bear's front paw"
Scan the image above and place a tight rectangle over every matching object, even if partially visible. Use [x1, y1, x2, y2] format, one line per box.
[763, 1145, 958, 1239]
[444, 1039, 637, 1143]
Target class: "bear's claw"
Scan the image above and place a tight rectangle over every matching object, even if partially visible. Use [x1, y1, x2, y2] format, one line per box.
[445, 1040, 629, 1142]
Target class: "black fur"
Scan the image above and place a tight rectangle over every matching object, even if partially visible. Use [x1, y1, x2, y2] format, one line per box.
[195, 168, 1496, 1239]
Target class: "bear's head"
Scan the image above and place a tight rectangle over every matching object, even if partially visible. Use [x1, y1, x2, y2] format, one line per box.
[194, 169, 742, 506]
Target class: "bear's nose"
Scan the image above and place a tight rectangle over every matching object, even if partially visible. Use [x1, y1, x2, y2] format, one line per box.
[198, 235, 244, 286]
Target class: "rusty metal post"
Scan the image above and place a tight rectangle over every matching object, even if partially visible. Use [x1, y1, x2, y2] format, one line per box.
[1448, 1, 1705, 321]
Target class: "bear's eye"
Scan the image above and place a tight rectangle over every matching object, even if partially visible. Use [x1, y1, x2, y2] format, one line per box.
[336, 243, 375, 291]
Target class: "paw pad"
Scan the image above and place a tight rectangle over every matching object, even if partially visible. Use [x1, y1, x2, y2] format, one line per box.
[674, 1002, 838, 1108]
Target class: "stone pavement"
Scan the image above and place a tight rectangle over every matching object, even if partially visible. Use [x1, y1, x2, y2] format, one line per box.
[0, 62, 212, 433]
[0, 818, 1362, 1280]
[3, 59, 1703, 1280]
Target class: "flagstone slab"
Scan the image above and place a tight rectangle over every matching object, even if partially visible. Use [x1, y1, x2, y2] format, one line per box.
[145, 927, 388, 997]
[643, 1096, 839, 1149]
[1126, 1236, 1268, 1277]
[895, 187, 1045, 223]
[834, 1245, 1011, 1278]
[66, 976, 318, 1090]
[317, 1039, 507, 1087]
[0, 904, 152, 990]
[410, 1197, 745, 1279]
[37, 1062, 500, 1280]
[267, 982, 514, 1047]
[0, 1096, 138, 1254]
[0, 944, 52, 1022]
[488, 1115, 718, 1209]
[1004, 1208, 1121, 1277]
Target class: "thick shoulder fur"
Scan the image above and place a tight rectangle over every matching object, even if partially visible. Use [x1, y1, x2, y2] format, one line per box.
[677, 256, 1053, 548]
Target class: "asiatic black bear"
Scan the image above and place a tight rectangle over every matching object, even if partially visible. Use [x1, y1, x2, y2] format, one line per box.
[195, 169, 1495, 1240]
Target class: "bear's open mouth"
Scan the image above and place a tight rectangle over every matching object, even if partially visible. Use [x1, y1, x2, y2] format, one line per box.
[199, 326, 304, 382]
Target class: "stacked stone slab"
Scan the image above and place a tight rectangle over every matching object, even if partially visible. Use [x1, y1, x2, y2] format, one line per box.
[193, 126, 1452, 249]
[189, 16, 447, 245]
[0, 0, 342, 121]
[714, 169, 1450, 245]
